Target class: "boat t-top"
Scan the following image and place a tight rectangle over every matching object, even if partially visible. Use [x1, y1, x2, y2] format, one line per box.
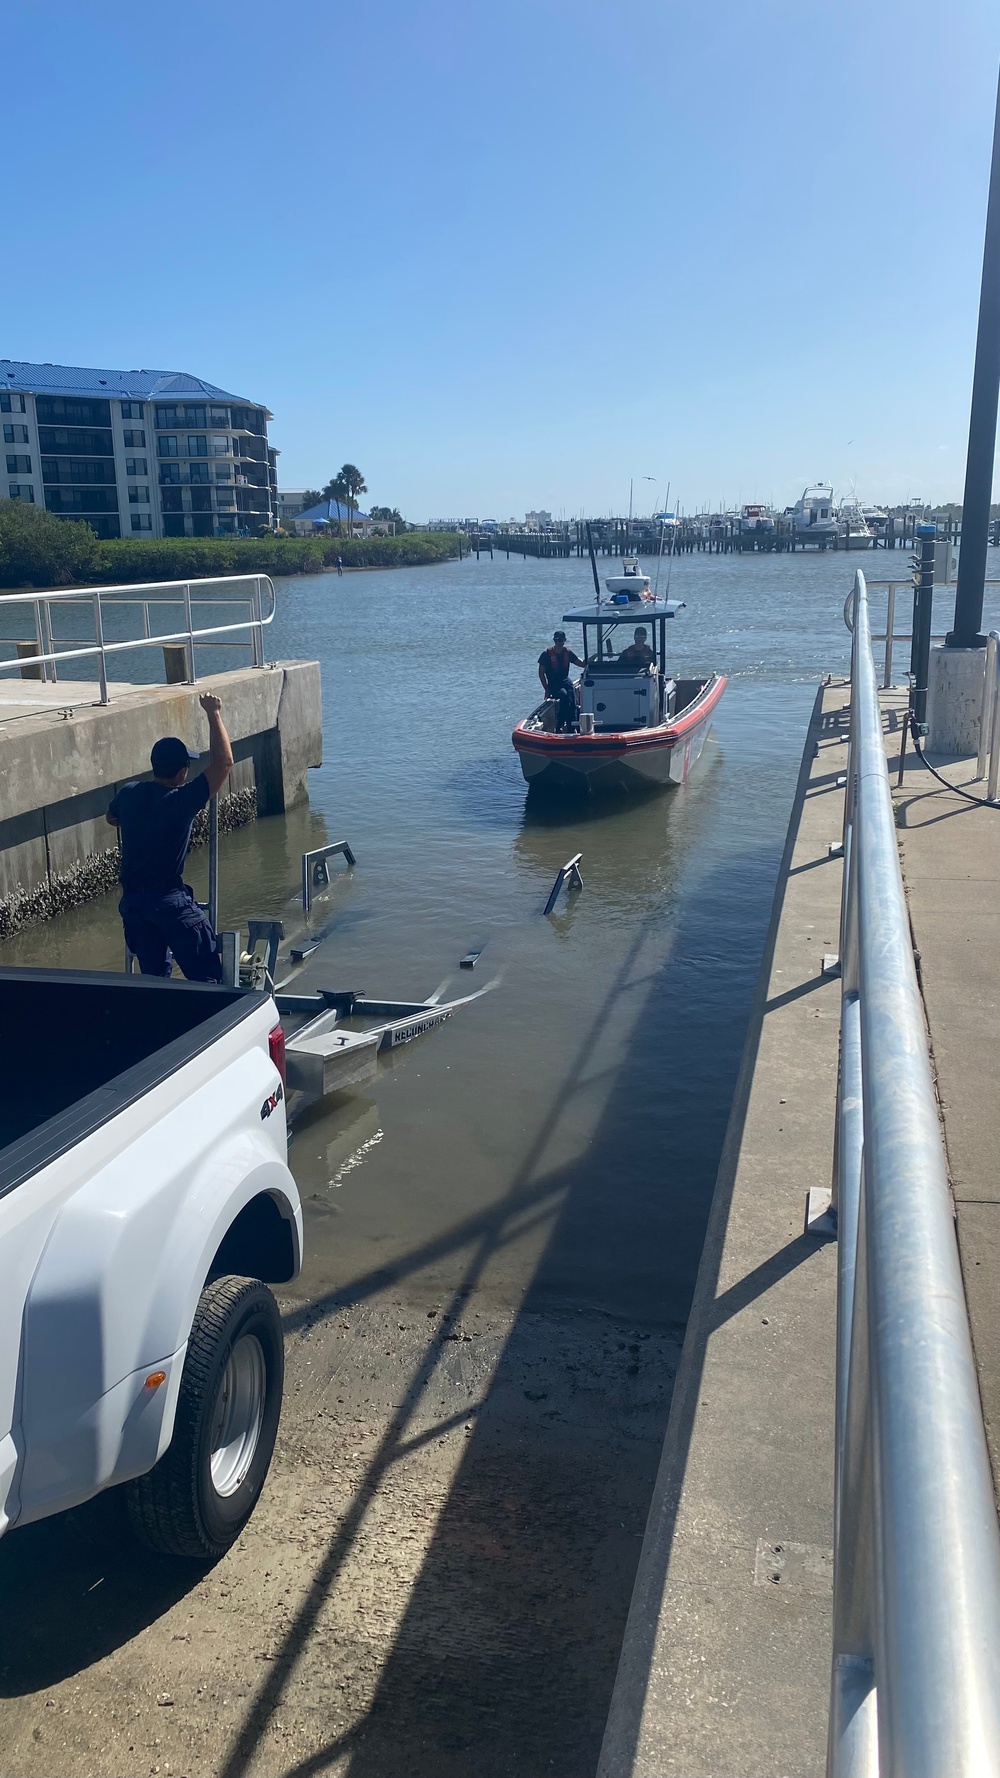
[512, 559, 727, 792]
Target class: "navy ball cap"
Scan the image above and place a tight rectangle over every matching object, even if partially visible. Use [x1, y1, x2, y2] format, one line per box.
[150, 735, 200, 777]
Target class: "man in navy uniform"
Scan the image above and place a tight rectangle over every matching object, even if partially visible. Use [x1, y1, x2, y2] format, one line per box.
[107, 692, 234, 981]
[537, 629, 584, 732]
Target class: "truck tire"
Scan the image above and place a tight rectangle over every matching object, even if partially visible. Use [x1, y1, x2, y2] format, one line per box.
[126, 1275, 284, 1560]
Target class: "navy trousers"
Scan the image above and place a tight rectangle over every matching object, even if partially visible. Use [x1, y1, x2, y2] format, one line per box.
[120, 886, 222, 983]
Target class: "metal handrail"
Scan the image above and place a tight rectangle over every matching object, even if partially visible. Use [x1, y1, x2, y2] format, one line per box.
[844, 578, 1000, 689]
[0, 575, 275, 704]
[828, 569, 1000, 1775]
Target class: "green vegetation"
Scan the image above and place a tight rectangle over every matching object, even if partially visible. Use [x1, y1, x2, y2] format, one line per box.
[90, 532, 460, 581]
[0, 500, 460, 588]
[0, 500, 100, 587]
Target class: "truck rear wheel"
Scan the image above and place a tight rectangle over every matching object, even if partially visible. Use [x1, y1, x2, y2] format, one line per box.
[126, 1275, 284, 1560]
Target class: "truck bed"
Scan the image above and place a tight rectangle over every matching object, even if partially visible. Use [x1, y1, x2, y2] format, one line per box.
[0, 969, 261, 1198]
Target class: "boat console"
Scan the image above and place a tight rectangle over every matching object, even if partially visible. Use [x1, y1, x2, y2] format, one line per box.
[579, 665, 677, 731]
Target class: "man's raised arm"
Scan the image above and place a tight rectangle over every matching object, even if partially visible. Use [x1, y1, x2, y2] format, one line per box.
[200, 692, 235, 796]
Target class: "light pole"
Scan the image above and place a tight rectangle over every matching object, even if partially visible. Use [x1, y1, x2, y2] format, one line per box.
[949, 60, 1000, 648]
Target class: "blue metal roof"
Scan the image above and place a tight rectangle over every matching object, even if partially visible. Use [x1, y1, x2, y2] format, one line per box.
[298, 498, 370, 524]
[0, 360, 269, 411]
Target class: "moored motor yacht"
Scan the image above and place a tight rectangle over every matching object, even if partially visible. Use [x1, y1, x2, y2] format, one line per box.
[511, 566, 726, 792]
[792, 483, 838, 544]
[740, 503, 776, 534]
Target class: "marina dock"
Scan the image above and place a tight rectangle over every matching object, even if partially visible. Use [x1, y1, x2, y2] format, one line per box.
[479, 512, 971, 560]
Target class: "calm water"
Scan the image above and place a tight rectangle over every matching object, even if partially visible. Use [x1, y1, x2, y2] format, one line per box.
[9, 546, 999, 1315]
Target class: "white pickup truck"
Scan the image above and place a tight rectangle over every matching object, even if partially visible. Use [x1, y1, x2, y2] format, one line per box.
[0, 965, 301, 1560]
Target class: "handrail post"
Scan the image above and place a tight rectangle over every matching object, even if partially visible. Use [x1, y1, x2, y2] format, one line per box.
[251, 577, 264, 666]
[39, 597, 56, 682]
[976, 630, 999, 779]
[182, 582, 196, 682]
[883, 584, 895, 688]
[91, 592, 110, 705]
[208, 794, 220, 932]
[988, 645, 1000, 802]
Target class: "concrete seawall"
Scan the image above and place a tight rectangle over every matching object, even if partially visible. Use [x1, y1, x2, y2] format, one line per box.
[0, 661, 321, 932]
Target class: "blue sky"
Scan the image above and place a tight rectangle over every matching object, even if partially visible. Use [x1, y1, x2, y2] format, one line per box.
[5, 0, 1000, 517]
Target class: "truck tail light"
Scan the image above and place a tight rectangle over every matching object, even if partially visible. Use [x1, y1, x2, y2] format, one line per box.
[268, 1024, 287, 1087]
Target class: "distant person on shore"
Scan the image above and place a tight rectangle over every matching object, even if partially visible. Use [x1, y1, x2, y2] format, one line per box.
[106, 694, 234, 981]
[617, 626, 655, 670]
[538, 630, 584, 731]
[337, 556, 344, 576]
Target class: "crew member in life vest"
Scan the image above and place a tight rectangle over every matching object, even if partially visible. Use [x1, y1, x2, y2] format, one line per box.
[537, 630, 584, 732]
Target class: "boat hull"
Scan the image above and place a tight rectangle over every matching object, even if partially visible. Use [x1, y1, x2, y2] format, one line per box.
[512, 674, 726, 792]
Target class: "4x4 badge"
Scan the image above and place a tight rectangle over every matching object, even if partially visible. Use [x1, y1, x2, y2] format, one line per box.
[260, 1082, 284, 1121]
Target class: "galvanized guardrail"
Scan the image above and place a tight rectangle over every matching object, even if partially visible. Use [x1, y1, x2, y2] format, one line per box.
[0, 574, 275, 704]
[843, 576, 1000, 689]
[828, 568, 1000, 1774]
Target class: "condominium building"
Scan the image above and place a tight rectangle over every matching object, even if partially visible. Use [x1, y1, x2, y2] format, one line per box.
[0, 361, 277, 539]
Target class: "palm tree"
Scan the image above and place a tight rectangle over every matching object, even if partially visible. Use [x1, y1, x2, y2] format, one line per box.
[322, 474, 348, 537]
[336, 464, 367, 538]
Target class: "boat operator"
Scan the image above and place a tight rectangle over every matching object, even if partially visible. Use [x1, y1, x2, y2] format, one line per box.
[538, 630, 584, 732]
[106, 693, 235, 981]
[617, 626, 655, 670]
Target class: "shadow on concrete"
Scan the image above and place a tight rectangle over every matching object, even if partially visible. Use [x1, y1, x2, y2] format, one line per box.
[592, 685, 826, 1778]
[0, 1488, 212, 1693]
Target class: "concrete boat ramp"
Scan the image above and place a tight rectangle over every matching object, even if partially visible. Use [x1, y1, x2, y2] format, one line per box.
[0, 676, 998, 1774]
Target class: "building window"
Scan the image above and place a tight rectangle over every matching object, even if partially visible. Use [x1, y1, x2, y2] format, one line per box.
[188, 461, 210, 484]
[37, 426, 113, 456]
[8, 484, 34, 501]
[0, 393, 26, 413]
[36, 396, 110, 426]
[159, 462, 181, 485]
[209, 406, 229, 426]
[158, 435, 178, 458]
[163, 514, 186, 536]
[131, 512, 153, 532]
[156, 404, 207, 430]
[40, 457, 115, 485]
[160, 487, 183, 512]
[128, 484, 150, 504]
[44, 487, 119, 513]
[187, 435, 208, 457]
[3, 424, 28, 444]
[122, 428, 146, 448]
[210, 434, 231, 457]
[120, 401, 143, 419]
[6, 454, 31, 474]
[125, 456, 148, 475]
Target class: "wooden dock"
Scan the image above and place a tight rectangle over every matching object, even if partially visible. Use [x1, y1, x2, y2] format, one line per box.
[478, 512, 975, 562]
